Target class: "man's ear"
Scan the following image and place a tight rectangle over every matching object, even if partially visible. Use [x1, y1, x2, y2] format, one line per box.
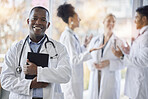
[27, 18, 29, 24]
[142, 16, 148, 25]
[47, 22, 50, 28]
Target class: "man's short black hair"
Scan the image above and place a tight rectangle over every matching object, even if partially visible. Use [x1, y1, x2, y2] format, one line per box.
[136, 5, 148, 19]
[57, 3, 75, 23]
[29, 6, 50, 20]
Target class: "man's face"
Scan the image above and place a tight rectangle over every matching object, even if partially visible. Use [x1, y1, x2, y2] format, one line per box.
[27, 8, 50, 37]
[134, 12, 144, 29]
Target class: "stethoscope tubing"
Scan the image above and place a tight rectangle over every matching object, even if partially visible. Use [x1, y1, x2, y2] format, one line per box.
[16, 35, 58, 74]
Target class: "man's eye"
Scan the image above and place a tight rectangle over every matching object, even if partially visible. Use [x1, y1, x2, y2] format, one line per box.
[32, 18, 37, 20]
[42, 19, 46, 21]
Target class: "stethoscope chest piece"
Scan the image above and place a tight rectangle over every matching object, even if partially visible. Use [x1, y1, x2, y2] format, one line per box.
[16, 66, 22, 74]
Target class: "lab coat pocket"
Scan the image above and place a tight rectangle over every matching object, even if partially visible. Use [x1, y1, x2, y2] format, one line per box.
[54, 92, 64, 99]
[49, 59, 58, 68]
[9, 92, 31, 99]
[9, 92, 18, 99]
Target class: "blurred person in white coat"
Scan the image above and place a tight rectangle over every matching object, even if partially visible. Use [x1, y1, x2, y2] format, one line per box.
[112, 5, 148, 99]
[57, 3, 92, 99]
[1, 6, 71, 99]
[87, 14, 124, 99]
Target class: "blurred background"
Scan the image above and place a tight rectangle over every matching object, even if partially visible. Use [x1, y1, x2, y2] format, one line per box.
[0, 0, 148, 99]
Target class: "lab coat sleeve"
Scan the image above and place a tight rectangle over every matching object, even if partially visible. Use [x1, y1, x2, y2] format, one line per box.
[37, 44, 71, 83]
[86, 59, 96, 71]
[1, 44, 32, 95]
[109, 59, 124, 71]
[86, 37, 98, 71]
[123, 36, 148, 68]
[64, 34, 92, 67]
[81, 45, 87, 52]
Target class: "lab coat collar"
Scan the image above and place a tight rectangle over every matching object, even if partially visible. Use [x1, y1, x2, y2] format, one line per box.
[100, 34, 104, 45]
[39, 38, 47, 53]
[39, 37, 57, 58]
[21, 36, 52, 54]
[20, 37, 31, 52]
[65, 26, 80, 41]
[139, 25, 148, 35]
[28, 35, 46, 45]
[65, 26, 75, 35]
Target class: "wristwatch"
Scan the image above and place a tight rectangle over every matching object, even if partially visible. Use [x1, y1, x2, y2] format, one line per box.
[120, 54, 124, 60]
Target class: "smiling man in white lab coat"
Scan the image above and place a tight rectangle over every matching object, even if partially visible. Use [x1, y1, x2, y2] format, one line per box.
[112, 5, 148, 99]
[1, 6, 71, 99]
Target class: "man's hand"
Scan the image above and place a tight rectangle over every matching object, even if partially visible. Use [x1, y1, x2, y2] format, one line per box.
[30, 77, 48, 89]
[94, 60, 110, 70]
[112, 46, 123, 58]
[84, 34, 93, 48]
[121, 42, 130, 54]
[23, 59, 37, 75]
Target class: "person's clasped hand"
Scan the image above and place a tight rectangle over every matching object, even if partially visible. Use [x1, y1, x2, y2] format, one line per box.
[94, 60, 110, 70]
[30, 77, 49, 89]
[23, 59, 37, 75]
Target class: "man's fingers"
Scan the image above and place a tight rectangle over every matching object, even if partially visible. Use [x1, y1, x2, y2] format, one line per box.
[23, 68, 28, 74]
[27, 59, 34, 65]
[23, 65, 27, 71]
[27, 59, 29, 62]
[27, 61, 32, 65]
[41, 83, 48, 88]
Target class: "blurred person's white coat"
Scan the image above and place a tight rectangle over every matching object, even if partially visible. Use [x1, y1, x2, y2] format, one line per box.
[124, 26, 148, 99]
[87, 33, 124, 99]
[60, 27, 92, 99]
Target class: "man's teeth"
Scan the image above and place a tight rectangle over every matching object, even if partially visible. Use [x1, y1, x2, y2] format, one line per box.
[34, 27, 41, 29]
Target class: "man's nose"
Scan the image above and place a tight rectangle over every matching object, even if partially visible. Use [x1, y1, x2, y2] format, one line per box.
[36, 19, 41, 24]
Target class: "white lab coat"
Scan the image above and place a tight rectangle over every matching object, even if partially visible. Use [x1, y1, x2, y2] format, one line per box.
[1, 37, 71, 99]
[60, 27, 92, 99]
[87, 33, 124, 99]
[124, 26, 148, 99]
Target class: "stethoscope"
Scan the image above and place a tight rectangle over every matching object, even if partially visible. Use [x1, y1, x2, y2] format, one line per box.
[16, 34, 58, 74]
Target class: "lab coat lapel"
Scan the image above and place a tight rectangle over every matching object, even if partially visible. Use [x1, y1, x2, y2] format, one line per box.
[40, 38, 47, 53]
[40, 37, 54, 54]
[102, 34, 114, 57]
[100, 34, 104, 46]
[96, 35, 103, 62]
[98, 34, 104, 58]
[21, 38, 31, 61]
[19, 39, 31, 78]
